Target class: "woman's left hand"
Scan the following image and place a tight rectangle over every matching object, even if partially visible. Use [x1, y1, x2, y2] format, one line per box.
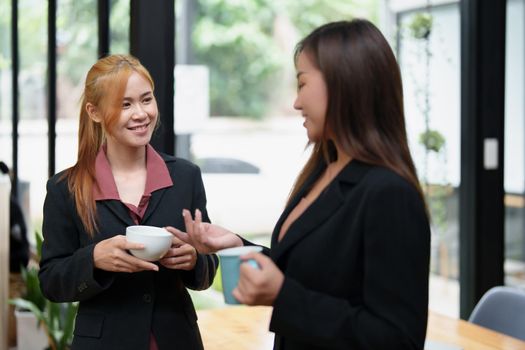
[232, 253, 284, 306]
[159, 236, 197, 271]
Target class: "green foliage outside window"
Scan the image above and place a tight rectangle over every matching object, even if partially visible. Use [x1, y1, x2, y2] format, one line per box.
[194, 0, 378, 118]
[193, 0, 282, 118]
[0, 0, 378, 121]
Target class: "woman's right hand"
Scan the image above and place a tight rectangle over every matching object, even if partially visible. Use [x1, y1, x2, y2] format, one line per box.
[165, 209, 243, 254]
[93, 235, 159, 273]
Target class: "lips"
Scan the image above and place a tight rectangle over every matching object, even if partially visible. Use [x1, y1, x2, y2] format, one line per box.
[128, 123, 149, 131]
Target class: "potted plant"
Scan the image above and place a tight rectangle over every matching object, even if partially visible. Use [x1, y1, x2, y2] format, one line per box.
[9, 232, 78, 350]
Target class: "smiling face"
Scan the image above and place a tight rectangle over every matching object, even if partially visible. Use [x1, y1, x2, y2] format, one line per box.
[293, 51, 328, 143]
[105, 71, 158, 151]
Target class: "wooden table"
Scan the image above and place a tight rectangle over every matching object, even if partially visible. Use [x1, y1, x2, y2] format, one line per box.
[197, 306, 274, 350]
[427, 311, 525, 350]
[197, 306, 525, 350]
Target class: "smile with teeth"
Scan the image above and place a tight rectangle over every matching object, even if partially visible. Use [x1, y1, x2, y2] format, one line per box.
[128, 123, 149, 131]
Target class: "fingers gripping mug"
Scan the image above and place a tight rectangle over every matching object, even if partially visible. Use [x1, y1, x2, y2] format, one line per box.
[217, 246, 263, 304]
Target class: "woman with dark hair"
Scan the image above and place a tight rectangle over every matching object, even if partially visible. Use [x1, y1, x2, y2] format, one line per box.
[38, 54, 217, 350]
[170, 19, 430, 349]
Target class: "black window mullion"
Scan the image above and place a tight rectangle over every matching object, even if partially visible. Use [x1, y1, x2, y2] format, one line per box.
[11, 0, 19, 197]
[98, 0, 110, 58]
[130, 0, 175, 155]
[460, 0, 506, 319]
[47, 0, 56, 178]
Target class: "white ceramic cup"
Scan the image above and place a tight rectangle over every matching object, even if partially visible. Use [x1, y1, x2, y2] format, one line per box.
[125, 225, 172, 261]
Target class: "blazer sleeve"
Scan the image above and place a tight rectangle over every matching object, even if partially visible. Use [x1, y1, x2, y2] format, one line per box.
[269, 178, 430, 349]
[179, 166, 219, 290]
[239, 236, 271, 256]
[39, 178, 113, 303]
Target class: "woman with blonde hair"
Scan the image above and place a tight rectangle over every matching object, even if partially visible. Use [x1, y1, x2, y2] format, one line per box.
[171, 19, 430, 349]
[39, 54, 217, 350]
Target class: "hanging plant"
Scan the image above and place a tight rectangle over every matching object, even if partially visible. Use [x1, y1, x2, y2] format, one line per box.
[419, 129, 445, 153]
[409, 12, 433, 39]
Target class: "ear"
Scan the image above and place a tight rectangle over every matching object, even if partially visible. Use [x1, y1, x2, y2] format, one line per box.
[86, 102, 102, 123]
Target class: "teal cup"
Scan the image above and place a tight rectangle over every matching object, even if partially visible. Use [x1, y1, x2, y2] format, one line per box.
[217, 246, 263, 304]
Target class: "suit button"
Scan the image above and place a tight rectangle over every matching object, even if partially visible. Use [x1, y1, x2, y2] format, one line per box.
[77, 282, 88, 293]
[143, 293, 152, 303]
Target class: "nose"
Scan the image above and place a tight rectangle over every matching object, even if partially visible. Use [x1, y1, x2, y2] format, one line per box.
[132, 104, 148, 119]
[293, 96, 301, 111]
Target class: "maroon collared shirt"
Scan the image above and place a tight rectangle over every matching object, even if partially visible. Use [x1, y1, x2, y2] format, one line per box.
[93, 144, 173, 350]
[94, 144, 173, 223]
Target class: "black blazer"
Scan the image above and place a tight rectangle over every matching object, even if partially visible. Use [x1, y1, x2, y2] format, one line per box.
[261, 160, 430, 350]
[39, 154, 218, 350]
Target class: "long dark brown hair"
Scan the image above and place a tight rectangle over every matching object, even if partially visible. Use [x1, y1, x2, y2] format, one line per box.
[288, 19, 426, 211]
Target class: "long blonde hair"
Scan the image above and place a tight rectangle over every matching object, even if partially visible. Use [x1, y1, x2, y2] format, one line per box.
[63, 54, 154, 237]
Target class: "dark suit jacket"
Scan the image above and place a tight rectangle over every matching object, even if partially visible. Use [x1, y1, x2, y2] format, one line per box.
[263, 160, 430, 349]
[39, 154, 218, 350]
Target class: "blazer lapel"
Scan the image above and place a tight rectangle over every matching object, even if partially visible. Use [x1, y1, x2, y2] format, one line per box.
[270, 160, 372, 263]
[271, 163, 326, 247]
[100, 200, 135, 227]
[271, 183, 344, 262]
[142, 187, 168, 223]
[97, 188, 169, 227]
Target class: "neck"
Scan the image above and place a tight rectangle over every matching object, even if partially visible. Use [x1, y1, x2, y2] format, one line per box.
[331, 141, 352, 168]
[105, 142, 147, 173]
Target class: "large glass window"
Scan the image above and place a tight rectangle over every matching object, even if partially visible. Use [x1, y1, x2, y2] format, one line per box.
[110, 0, 129, 54]
[17, 0, 47, 231]
[186, 0, 378, 240]
[185, 0, 379, 307]
[504, 0, 525, 288]
[0, 0, 12, 163]
[56, 0, 98, 173]
[398, 3, 461, 317]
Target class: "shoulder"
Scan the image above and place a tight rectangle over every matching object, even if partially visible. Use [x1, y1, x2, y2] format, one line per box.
[363, 166, 415, 191]
[353, 164, 424, 207]
[157, 152, 203, 177]
[46, 169, 69, 190]
[340, 160, 414, 191]
[44, 169, 74, 205]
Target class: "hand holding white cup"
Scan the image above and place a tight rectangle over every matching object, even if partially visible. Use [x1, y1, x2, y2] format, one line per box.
[126, 225, 172, 261]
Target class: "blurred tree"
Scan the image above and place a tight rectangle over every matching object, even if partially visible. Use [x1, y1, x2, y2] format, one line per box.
[56, 0, 97, 85]
[109, 0, 130, 54]
[0, 0, 11, 123]
[194, 0, 378, 119]
[284, 0, 378, 37]
[193, 0, 282, 118]
[16, 0, 47, 121]
[1, 0, 379, 120]
[0, 0, 11, 71]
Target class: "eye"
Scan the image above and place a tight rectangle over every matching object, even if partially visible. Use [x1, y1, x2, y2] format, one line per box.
[142, 97, 153, 104]
[122, 101, 131, 109]
[297, 82, 305, 91]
